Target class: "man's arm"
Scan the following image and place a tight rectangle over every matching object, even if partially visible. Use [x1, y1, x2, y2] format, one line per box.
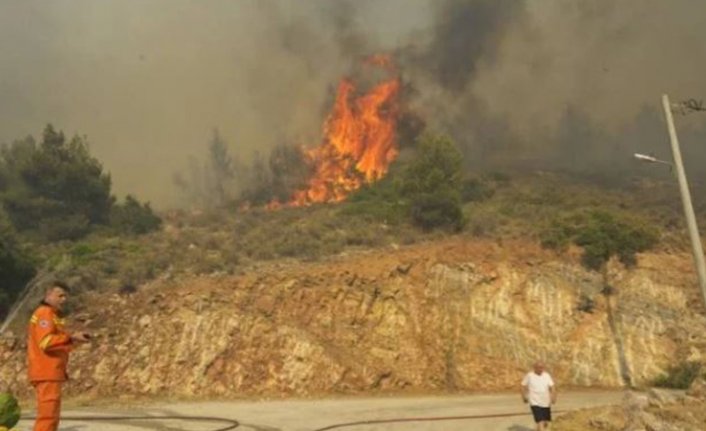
[520, 384, 528, 403]
[549, 384, 557, 405]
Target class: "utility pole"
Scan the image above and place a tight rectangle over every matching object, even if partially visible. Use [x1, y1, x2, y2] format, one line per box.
[662, 94, 706, 309]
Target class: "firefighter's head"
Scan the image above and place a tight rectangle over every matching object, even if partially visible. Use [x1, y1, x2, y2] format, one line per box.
[44, 281, 70, 311]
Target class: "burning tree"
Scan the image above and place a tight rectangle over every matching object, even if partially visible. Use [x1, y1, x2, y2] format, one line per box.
[273, 55, 403, 207]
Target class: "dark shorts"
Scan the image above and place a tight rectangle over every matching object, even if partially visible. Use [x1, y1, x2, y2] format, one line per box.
[530, 405, 552, 423]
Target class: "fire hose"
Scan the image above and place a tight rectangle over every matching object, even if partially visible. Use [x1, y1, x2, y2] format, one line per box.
[312, 410, 566, 430]
[14, 409, 568, 430]
[18, 415, 240, 430]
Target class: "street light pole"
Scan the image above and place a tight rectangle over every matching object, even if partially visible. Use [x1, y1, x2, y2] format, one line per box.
[662, 94, 706, 308]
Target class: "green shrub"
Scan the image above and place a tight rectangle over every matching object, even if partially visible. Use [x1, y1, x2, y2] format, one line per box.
[398, 133, 465, 231]
[398, 134, 463, 197]
[343, 178, 407, 225]
[0, 392, 20, 429]
[0, 125, 113, 239]
[110, 195, 162, 235]
[410, 192, 465, 231]
[38, 213, 91, 241]
[575, 211, 658, 270]
[69, 242, 99, 265]
[0, 214, 36, 319]
[540, 212, 583, 250]
[464, 205, 502, 237]
[461, 177, 494, 203]
[652, 361, 703, 389]
[541, 210, 659, 270]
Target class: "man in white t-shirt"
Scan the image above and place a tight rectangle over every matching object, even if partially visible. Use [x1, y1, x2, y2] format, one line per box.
[521, 361, 557, 430]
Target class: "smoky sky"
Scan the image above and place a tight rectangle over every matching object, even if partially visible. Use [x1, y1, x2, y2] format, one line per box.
[1, 0, 706, 207]
[418, 0, 525, 93]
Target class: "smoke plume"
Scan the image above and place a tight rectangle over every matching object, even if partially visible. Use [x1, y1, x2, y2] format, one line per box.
[2, 0, 706, 207]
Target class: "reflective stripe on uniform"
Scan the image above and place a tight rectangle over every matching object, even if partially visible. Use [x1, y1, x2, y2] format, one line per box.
[30, 315, 39, 324]
[39, 334, 54, 351]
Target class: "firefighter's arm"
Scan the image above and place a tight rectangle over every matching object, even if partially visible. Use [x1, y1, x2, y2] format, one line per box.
[45, 332, 75, 353]
[33, 311, 73, 353]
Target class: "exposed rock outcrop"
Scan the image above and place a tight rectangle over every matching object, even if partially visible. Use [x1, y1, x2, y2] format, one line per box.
[1, 239, 704, 399]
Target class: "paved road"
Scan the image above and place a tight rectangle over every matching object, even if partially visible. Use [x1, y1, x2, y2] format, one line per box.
[17, 391, 623, 431]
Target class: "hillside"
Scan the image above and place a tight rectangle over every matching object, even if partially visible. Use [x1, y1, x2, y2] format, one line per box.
[14, 171, 705, 298]
[1, 235, 705, 400]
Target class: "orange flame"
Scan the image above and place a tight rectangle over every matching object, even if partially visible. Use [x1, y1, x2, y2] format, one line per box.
[286, 56, 401, 206]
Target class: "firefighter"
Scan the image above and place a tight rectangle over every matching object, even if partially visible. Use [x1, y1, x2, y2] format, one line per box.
[27, 281, 91, 431]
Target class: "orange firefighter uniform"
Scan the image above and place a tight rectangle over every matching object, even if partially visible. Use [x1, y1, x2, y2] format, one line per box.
[27, 302, 74, 431]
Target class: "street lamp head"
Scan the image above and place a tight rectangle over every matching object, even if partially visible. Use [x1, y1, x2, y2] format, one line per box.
[634, 153, 658, 163]
[634, 153, 672, 166]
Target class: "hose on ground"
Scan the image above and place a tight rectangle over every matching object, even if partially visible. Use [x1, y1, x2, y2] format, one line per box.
[19, 408, 563, 430]
[313, 409, 565, 430]
[19, 414, 240, 431]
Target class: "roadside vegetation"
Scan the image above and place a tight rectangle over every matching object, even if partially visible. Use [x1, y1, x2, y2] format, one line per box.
[652, 361, 704, 389]
[0, 125, 161, 316]
[2, 125, 703, 320]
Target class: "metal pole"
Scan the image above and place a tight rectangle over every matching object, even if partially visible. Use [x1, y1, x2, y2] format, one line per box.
[662, 94, 706, 308]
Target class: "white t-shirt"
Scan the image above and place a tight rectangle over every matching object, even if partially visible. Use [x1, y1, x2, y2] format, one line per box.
[521, 371, 555, 407]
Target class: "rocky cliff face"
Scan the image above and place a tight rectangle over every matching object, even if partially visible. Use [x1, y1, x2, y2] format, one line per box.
[2, 238, 705, 398]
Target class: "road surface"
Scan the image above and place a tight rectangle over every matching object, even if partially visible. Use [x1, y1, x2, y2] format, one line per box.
[17, 391, 623, 431]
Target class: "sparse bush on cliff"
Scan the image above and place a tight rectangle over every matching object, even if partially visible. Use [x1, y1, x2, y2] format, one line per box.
[652, 361, 704, 389]
[541, 209, 659, 270]
[576, 293, 596, 313]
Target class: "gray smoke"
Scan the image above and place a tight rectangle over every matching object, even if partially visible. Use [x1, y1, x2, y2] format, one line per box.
[417, 0, 525, 93]
[405, 0, 706, 179]
[1, 0, 706, 208]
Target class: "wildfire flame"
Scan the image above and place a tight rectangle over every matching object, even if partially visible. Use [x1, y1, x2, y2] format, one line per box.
[285, 56, 401, 207]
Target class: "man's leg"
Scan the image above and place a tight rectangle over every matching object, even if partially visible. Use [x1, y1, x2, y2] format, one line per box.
[540, 416, 552, 429]
[545, 406, 552, 429]
[33, 381, 62, 431]
[530, 406, 541, 431]
[536, 407, 551, 430]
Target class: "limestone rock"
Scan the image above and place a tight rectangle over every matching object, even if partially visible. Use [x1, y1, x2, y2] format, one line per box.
[624, 391, 649, 430]
[648, 388, 683, 408]
[686, 377, 706, 400]
[639, 411, 680, 431]
[2, 239, 706, 399]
